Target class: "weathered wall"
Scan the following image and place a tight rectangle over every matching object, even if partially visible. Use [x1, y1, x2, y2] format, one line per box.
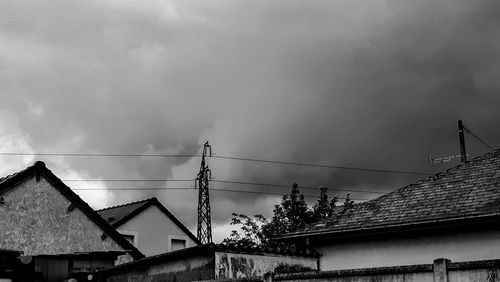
[118, 205, 198, 256]
[215, 252, 318, 279]
[0, 176, 126, 256]
[314, 227, 500, 270]
[104, 255, 214, 282]
[272, 259, 500, 282]
[448, 268, 499, 281]
[276, 273, 433, 282]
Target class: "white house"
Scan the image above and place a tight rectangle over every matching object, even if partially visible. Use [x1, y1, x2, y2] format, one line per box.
[98, 197, 200, 256]
[280, 149, 500, 271]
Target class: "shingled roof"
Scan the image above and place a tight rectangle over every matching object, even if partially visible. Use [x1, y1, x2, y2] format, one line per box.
[281, 149, 500, 240]
[97, 197, 200, 244]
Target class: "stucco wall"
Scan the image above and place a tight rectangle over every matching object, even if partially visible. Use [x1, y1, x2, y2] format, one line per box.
[105, 255, 214, 282]
[276, 273, 434, 282]
[0, 176, 126, 256]
[215, 252, 318, 279]
[118, 205, 198, 256]
[315, 227, 500, 270]
[449, 268, 499, 281]
[273, 259, 500, 282]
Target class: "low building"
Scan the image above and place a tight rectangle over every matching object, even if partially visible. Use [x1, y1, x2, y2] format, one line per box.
[97, 243, 319, 282]
[280, 149, 500, 271]
[98, 197, 200, 256]
[0, 161, 144, 280]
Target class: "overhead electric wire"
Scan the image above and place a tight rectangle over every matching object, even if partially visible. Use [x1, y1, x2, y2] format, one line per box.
[0, 152, 199, 158]
[463, 127, 495, 151]
[70, 186, 371, 200]
[211, 180, 389, 194]
[212, 155, 431, 175]
[61, 178, 389, 194]
[0, 152, 431, 176]
[63, 179, 194, 182]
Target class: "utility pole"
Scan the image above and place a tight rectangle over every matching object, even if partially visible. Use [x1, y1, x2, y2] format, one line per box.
[458, 120, 467, 163]
[196, 142, 212, 244]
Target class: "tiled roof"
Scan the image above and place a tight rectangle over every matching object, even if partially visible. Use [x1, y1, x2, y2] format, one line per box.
[97, 198, 152, 226]
[97, 197, 201, 244]
[282, 149, 500, 239]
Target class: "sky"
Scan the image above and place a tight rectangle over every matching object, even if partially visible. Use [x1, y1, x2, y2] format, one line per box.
[0, 0, 499, 242]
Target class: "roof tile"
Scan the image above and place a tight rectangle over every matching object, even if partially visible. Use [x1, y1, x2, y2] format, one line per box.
[285, 149, 500, 238]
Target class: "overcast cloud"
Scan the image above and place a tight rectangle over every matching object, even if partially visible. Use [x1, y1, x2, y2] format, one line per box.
[0, 0, 499, 242]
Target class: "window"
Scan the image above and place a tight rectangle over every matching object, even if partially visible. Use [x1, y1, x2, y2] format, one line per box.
[117, 230, 139, 247]
[122, 234, 135, 245]
[170, 239, 186, 251]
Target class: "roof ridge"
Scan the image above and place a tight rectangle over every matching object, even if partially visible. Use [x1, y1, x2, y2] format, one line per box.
[96, 197, 156, 212]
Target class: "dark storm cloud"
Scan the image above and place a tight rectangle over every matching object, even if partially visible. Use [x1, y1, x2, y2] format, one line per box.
[0, 0, 499, 241]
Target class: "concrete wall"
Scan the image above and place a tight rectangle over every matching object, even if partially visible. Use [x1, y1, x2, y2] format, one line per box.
[273, 258, 500, 282]
[0, 176, 127, 256]
[314, 227, 500, 270]
[215, 252, 318, 279]
[118, 205, 198, 256]
[104, 254, 214, 282]
[101, 247, 318, 282]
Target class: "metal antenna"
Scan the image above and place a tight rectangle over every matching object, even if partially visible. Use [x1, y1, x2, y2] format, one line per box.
[196, 141, 212, 244]
[429, 120, 470, 165]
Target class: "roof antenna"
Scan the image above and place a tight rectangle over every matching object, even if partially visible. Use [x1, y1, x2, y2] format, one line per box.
[429, 120, 469, 165]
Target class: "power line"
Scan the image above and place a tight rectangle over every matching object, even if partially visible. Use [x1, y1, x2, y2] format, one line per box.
[61, 178, 389, 194]
[210, 188, 369, 200]
[212, 180, 389, 194]
[463, 127, 495, 151]
[0, 152, 199, 158]
[212, 155, 431, 176]
[63, 179, 194, 182]
[70, 186, 371, 200]
[0, 152, 431, 176]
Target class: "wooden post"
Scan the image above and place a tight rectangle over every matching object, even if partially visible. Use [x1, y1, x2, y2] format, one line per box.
[458, 120, 467, 163]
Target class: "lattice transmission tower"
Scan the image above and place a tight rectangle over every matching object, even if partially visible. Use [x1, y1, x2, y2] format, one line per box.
[196, 141, 212, 244]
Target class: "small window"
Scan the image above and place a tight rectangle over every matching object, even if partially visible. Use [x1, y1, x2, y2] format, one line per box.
[171, 239, 186, 251]
[122, 234, 135, 245]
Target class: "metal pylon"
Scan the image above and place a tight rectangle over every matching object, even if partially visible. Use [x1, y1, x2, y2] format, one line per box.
[196, 142, 212, 244]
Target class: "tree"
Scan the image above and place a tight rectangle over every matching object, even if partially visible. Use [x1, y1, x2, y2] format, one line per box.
[312, 186, 338, 221]
[222, 183, 353, 250]
[222, 213, 268, 249]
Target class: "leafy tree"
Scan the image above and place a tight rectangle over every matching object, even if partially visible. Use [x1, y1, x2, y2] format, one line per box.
[222, 183, 354, 250]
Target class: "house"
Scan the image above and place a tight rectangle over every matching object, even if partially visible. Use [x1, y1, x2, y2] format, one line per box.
[0, 161, 144, 280]
[279, 149, 500, 271]
[97, 197, 200, 256]
[97, 243, 319, 282]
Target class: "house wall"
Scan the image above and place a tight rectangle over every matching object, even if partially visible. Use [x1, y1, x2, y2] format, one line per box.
[117, 205, 198, 256]
[215, 251, 318, 279]
[103, 254, 214, 282]
[314, 227, 500, 270]
[0, 176, 128, 257]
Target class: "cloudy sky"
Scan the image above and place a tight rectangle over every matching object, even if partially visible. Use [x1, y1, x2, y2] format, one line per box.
[1, 0, 499, 242]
